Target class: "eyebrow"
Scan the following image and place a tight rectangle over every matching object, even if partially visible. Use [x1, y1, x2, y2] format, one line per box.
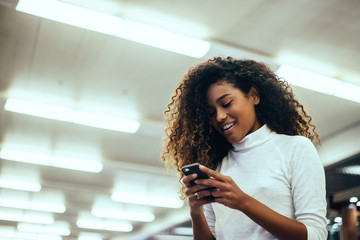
[216, 94, 231, 103]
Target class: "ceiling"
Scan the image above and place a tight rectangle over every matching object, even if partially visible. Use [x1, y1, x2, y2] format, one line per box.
[0, 0, 359, 239]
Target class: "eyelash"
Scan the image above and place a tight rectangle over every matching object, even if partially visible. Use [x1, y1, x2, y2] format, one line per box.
[223, 101, 232, 107]
[208, 101, 232, 117]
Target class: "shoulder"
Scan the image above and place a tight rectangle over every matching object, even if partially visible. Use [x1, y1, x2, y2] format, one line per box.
[268, 132, 320, 166]
[270, 132, 316, 151]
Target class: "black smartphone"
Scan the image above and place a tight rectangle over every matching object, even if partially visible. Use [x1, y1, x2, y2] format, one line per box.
[181, 163, 210, 186]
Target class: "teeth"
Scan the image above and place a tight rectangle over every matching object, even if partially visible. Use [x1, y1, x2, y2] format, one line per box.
[222, 122, 235, 130]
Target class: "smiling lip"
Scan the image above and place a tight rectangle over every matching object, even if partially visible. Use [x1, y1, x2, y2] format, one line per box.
[221, 122, 236, 132]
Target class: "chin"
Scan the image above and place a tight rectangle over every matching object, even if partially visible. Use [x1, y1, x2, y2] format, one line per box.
[225, 137, 239, 144]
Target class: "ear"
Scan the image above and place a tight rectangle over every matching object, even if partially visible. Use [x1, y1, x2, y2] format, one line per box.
[249, 87, 260, 105]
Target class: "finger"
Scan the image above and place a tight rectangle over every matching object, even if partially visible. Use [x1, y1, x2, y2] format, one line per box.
[185, 183, 211, 196]
[208, 188, 222, 198]
[197, 188, 215, 199]
[195, 178, 221, 189]
[193, 191, 216, 202]
[199, 165, 225, 182]
[182, 173, 197, 187]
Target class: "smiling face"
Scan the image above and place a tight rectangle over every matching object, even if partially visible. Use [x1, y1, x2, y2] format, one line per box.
[206, 80, 262, 144]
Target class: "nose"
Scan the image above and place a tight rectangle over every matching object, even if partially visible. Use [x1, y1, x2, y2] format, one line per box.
[216, 109, 227, 122]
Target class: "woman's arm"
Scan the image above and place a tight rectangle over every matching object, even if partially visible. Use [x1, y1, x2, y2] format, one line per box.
[240, 194, 307, 240]
[183, 173, 216, 240]
[191, 206, 216, 240]
[196, 165, 308, 240]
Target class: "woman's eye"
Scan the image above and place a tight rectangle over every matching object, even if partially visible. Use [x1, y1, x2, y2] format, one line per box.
[223, 101, 232, 107]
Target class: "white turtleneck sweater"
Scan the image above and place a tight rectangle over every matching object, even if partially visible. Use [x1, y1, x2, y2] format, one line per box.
[203, 125, 328, 240]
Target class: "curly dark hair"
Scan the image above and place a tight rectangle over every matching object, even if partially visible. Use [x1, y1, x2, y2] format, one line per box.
[161, 57, 319, 196]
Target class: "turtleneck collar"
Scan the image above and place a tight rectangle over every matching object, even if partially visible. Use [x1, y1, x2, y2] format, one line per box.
[232, 124, 272, 151]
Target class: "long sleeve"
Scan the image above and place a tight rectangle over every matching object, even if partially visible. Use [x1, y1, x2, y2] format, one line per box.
[290, 137, 328, 240]
[203, 203, 216, 237]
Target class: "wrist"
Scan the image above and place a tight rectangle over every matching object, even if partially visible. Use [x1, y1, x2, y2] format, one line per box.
[237, 194, 252, 212]
[190, 205, 204, 218]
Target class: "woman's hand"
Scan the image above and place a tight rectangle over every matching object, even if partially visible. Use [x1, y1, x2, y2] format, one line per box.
[194, 165, 250, 211]
[182, 172, 216, 212]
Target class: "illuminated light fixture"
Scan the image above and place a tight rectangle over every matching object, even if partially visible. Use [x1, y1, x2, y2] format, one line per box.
[357, 201, 360, 207]
[76, 212, 133, 232]
[334, 216, 342, 224]
[78, 232, 103, 240]
[152, 235, 194, 240]
[16, 0, 210, 58]
[115, 20, 211, 58]
[0, 178, 41, 192]
[349, 197, 358, 203]
[0, 147, 103, 173]
[0, 177, 40, 192]
[172, 227, 193, 236]
[342, 165, 360, 175]
[0, 164, 41, 192]
[4, 98, 140, 134]
[17, 221, 71, 236]
[0, 226, 61, 240]
[91, 208, 155, 222]
[276, 65, 360, 103]
[112, 173, 184, 208]
[0, 188, 66, 213]
[91, 196, 155, 222]
[111, 191, 183, 208]
[0, 207, 54, 224]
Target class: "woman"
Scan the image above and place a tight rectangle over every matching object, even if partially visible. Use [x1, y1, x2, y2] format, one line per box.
[161, 57, 327, 240]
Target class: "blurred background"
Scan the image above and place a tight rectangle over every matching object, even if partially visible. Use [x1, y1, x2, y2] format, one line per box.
[0, 0, 359, 239]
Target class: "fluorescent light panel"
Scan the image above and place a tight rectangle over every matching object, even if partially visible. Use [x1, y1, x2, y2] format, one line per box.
[111, 191, 184, 209]
[92, 208, 155, 222]
[77, 212, 133, 232]
[16, 0, 210, 58]
[112, 173, 184, 208]
[116, 20, 210, 58]
[0, 147, 103, 173]
[0, 189, 66, 213]
[91, 196, 155, 222]
[17, 221, 70, 236]
[4, 98, 140, 133]
[0, 226, 61, 240]
[0, 179, 41, 192]
[276, 65, 360, 103]
[0, 164, 41, 192]
[0, 207, 54, 224]
[172, 227, 193, 236]
[152, 235, 193, 240]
